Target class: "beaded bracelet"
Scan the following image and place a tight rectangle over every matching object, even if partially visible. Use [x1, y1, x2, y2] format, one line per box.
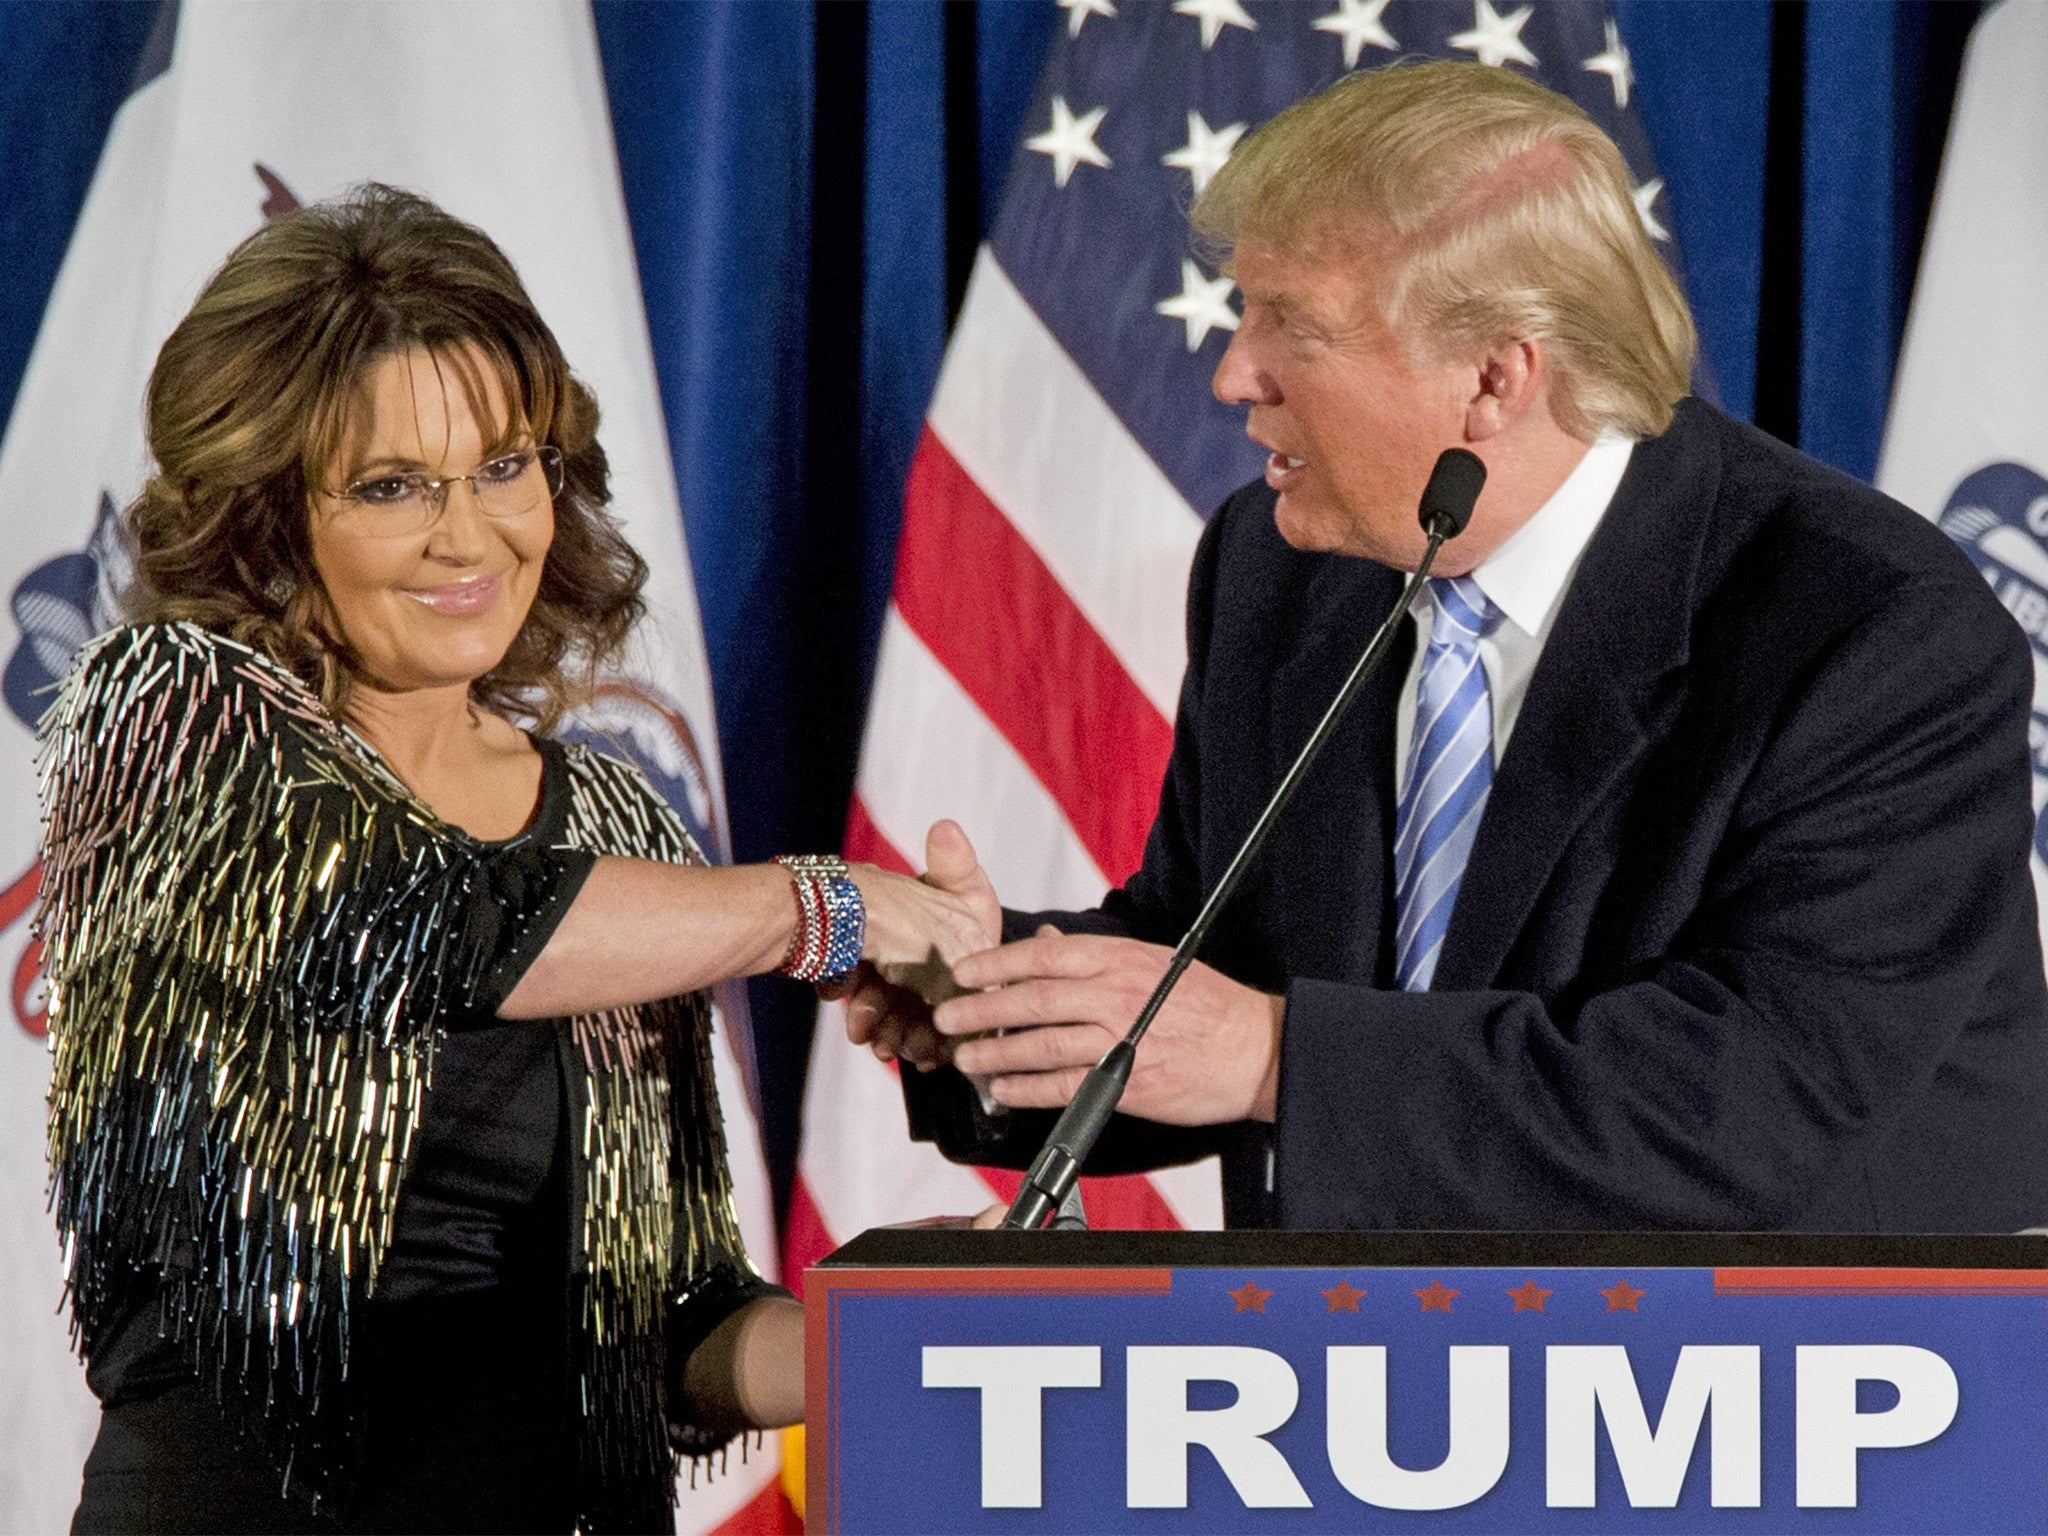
[774, 855, 865, 986]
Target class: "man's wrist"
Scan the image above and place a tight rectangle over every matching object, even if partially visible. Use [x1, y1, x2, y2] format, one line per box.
[1251, 990, 1285, 1122]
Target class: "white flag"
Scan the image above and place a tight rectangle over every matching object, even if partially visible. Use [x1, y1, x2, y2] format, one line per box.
[1877, 0, 2048, 959]
[0, 4, 783, 1531]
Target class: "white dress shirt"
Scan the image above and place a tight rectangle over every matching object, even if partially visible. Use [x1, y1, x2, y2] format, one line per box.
[1393, 433, 1635, 795]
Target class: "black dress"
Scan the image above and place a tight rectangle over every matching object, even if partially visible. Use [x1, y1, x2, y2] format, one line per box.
[42, 624, 781, 1534]
[75, 1011, 587, 1534]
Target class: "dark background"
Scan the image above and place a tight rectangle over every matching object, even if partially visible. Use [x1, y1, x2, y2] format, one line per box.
[0, 0, 1981, 1224]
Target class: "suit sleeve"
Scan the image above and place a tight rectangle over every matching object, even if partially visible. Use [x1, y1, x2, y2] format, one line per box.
[1274, 577, 2043, 1228]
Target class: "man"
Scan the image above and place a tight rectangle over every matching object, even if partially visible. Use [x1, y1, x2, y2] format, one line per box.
[854, 61, 2048, 1231]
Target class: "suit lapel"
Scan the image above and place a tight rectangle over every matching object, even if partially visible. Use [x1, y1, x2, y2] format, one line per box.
[1265, 553, 1410, 985]
[1433, 404, 1724, 989]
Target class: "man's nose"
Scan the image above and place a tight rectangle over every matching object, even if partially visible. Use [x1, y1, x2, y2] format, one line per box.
[1212, 330, 1276, 407]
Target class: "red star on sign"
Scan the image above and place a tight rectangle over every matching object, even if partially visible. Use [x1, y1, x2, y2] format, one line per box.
[1602, 1278, 1647, 1312]
[1507, 1279, 1553, 1312]
[1321, 1280, 1366, 1312]
[1229, 1280, 1273, 1313]
[1414, 1279, 1459, 1313]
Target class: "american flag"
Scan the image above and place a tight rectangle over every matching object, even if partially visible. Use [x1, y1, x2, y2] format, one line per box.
[788, 0, 1686, 1293]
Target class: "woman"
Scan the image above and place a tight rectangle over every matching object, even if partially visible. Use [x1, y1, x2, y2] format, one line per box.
[40, 184, 983, 1534]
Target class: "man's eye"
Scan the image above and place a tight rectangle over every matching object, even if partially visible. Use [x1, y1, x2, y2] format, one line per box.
[351, 476, 419, 505]
[475, 452, 533, 486]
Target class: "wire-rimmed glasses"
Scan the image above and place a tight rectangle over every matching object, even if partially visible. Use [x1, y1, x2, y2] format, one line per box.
[328, 446, 564, 534]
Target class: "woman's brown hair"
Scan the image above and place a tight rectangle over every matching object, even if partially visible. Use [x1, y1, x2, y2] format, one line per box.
[126, 182, 647, 730]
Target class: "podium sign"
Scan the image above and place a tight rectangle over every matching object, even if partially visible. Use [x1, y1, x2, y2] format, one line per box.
[806, 1231, 2048, 1533]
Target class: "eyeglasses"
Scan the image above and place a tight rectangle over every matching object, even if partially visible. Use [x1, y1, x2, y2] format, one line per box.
[329, 446, 565, 533]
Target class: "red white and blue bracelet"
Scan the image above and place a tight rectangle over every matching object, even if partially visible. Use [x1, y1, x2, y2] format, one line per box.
[774, 854, 865, 986]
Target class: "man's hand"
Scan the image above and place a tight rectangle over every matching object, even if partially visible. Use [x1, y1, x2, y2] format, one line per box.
[933, 929, 1284, 1125]
[843, 820, 1000, 1068]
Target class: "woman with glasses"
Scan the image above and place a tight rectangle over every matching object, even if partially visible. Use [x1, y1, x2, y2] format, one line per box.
[43, 184, 984, 1535]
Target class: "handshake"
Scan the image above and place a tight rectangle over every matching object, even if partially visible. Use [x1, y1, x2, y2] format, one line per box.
[843, 820, 1285, 1129]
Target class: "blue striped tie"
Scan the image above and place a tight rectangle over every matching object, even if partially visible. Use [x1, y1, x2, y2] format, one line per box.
[1394, 576, 1502, 991]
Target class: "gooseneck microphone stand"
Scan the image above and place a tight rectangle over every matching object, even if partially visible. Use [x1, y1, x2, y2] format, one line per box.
[1001, 448, 1489, 1231]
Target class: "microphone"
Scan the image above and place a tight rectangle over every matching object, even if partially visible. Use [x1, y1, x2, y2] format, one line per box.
[1001, 447, 1487, 1231]
[1420, 448, 1485, 539]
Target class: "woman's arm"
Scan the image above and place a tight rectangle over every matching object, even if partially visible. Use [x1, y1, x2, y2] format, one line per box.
[672, 1205, 1008, 1434]
[498, 858, 990, 1019]
[680, 1295, 805, 1430]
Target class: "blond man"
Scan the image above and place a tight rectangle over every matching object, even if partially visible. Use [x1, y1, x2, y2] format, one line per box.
[861, 62, 2048, 1232]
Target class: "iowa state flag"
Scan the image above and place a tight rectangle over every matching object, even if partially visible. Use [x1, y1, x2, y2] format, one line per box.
[0, 4, 784, 1531]
[1879, 0, 2048, 963]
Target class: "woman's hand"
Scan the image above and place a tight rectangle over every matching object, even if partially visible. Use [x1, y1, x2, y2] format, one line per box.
[843, 821, 1002, 1065]
[847, 861, 996, 1003]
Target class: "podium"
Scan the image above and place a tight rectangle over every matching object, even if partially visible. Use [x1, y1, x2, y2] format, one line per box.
[806, 1229, 2048, 1532]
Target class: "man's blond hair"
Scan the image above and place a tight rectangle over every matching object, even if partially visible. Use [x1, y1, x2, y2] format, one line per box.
[1193, 60, 1695, 440]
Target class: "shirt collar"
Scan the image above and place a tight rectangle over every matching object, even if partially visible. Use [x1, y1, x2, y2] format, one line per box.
[1459, 432, 1634, 640]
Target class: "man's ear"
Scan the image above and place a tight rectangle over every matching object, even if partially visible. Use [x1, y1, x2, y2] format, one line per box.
[1463, 337, 1546, 443]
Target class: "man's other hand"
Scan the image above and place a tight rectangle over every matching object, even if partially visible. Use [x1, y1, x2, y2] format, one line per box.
[933, 929, 1283, 1126]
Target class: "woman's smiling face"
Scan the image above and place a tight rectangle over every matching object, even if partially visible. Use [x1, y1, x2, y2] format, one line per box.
[309, 344, 555, 698]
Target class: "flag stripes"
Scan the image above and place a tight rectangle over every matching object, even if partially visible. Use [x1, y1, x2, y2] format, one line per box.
[843, 794, 914, 875]
[927, 253, 1203, 716]
[896, 427, 1174, 883]
[853, 612, 1112, 912]
[793, 263, 1225, 1269]
[790, 252, 1225, 1282]
[791, 1012, 1015, 1255]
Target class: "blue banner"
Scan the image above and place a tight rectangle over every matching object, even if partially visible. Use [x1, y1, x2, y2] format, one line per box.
[812, 1262, 2048, 1532]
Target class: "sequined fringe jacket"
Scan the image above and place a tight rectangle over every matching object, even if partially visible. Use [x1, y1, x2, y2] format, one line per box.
[39, 622, 775, 1532]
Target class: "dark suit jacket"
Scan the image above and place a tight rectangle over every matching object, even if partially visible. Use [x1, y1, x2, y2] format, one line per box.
[905, 398, 2048, 1233]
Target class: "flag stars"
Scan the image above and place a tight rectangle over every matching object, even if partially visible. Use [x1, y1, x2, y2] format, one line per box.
[1582, 18, 1634, 108]
[1602, 1277, 1647, 1312]
[1314, 0, 1398, 69]
[1157, 260, 1241, 351]
[1322, 1279, 1366, 1312]
[1057, 0, 1117, 39]
[1448, 0, 1538, 69]
[1506, 1278, 1553, 1312]
[1415, 1278, 1460, 1313]
[1162, 111, 1246, 196]
[1632, 177, 1670, 241]
[1174, 0, 1257, 51]
[1028, 97, 1111, 189]
[1229, 1279, 1274, 1312]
